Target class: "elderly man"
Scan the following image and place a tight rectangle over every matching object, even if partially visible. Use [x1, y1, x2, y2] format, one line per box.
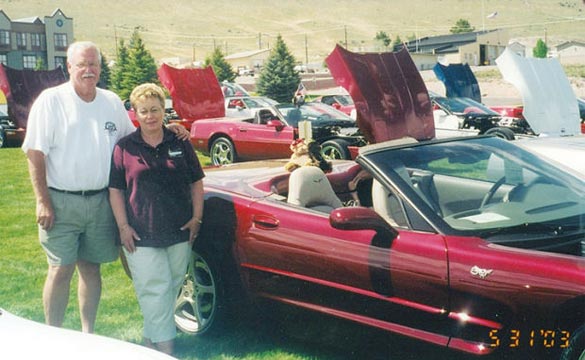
[22, 41, 186, 332]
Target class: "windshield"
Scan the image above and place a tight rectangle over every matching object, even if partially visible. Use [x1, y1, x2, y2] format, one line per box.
[276, 102, 355, 127]
[334, 95, 354, 106]
[366, 137, 585, 234]
[432, 95, 499, 115]
[242, 97, 278, 109]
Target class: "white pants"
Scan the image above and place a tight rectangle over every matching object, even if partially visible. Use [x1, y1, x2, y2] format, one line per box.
[124, 242, 190, 343]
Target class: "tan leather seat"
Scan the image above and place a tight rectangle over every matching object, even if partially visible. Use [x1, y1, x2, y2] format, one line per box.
[287, 166, 342, 213]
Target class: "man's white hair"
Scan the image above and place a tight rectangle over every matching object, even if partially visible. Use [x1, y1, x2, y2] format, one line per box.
[66, 41, 102, 65]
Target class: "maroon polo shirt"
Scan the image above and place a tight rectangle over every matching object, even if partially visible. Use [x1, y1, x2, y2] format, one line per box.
[109, 127, 205, 247]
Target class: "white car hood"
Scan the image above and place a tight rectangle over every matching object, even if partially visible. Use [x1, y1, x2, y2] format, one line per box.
[0, 309, 177, 359]
[496, 48, 580, 136]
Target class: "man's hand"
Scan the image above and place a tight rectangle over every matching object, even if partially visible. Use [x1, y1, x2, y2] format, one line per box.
[167, 123, 190, 141]
[36, 199, 55, 230]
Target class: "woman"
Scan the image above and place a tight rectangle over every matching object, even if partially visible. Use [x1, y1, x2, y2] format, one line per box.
[108, 83, 204, 355]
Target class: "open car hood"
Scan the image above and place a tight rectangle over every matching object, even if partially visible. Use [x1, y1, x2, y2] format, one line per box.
[0, 65, 66, 129]
[325, 45, 434, 143]
[157, 64, 225, 120]
[496, 48, 580, 136]
[433, 62, 482, 103]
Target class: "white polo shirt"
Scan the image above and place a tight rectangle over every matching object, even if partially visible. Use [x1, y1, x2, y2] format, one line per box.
[22, 82, 135, 191]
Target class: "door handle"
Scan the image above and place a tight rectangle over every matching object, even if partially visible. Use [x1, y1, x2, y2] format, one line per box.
[252, 214, 279, 230]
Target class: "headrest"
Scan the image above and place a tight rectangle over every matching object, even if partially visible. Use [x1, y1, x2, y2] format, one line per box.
[287, 166, 342, 212]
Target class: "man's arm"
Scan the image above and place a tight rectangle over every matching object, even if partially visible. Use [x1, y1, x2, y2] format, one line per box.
[26, 149, 54, 230]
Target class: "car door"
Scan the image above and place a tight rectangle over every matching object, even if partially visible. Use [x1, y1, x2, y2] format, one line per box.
[239, 198, 451, 342]
[233, 122, 295, 160]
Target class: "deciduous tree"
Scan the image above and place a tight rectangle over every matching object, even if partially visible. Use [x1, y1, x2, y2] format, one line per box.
[375, 31, 392, 49]
[450, 19, 475, 34]
[533, 38, 548, 58]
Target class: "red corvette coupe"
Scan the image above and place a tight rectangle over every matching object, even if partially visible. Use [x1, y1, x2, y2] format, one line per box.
[173, 46, 585, 359]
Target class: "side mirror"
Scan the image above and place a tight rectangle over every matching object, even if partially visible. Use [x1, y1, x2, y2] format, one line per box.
[266, 119, 285, 131]
[329, 207, 398, 245]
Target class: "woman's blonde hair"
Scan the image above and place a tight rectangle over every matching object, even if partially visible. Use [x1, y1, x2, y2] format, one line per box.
[129, 83, 166, 110]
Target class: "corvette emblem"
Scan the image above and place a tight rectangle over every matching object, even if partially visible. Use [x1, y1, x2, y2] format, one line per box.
[470, 266, 493, 279]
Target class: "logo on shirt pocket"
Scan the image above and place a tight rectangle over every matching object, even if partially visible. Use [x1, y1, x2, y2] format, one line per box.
[104, 122, 117, 136]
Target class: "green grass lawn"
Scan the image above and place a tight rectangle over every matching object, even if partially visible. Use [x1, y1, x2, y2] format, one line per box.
[0, 147, 358, 360]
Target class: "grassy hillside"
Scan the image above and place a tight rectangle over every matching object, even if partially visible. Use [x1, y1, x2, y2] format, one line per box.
[3, 0, 585, 64]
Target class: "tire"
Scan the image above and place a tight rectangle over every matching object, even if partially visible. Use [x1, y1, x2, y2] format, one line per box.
[0, 128, 5, 148]
[560, 324, 584, 360]
[321, 139, 350, 160]
[174, 248, 226, 336]
[484, 126, 516, 140]
[209, 137, 236, 165]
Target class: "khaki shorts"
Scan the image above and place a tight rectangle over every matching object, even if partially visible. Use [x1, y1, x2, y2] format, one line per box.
[40, 189, 118, 266]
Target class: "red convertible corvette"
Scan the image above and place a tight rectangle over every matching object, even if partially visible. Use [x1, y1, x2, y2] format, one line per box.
[172, 46, 585, 359]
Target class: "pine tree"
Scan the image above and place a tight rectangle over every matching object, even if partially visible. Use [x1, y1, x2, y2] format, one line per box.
[256, 35, 300, 103]
[125, 29, 158, 91]
[110, 31, 158, 100]
[111, 40, 130, 99]
[204, 47, 236, 82]
[98, 51, 110, 89]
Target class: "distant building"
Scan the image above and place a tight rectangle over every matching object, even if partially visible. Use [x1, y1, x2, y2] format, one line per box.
[224, 48, 270, 73]
[551, 41, 585, 65]
[398, 29, 509, 67]
[0, 8, 73, 70]
[507, 41, 526, 57]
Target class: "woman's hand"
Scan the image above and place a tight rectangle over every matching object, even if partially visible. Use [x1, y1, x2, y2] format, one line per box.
[120, 224, 141, 253]
[181, 217, 202, 245]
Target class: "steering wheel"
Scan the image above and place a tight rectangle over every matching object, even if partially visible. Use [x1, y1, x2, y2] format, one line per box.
[480, 176, 506, 208]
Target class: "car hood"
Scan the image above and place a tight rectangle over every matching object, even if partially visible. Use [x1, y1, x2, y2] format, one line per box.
[157, 64, 225, 121]
[325, 45, 434, 143]
[0, 65, 66, 129]
[495, 48, 580, 136]
[432, 62, 482, 103]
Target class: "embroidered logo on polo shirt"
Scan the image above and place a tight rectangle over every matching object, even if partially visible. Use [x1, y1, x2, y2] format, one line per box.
[168, 147, 184, 158]
[104, 122, 117, 136]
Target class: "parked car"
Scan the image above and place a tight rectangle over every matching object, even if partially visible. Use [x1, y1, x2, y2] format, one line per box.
[175, 135, 585, 360]
[491, 98, 585, 134]
[0, 308, 177, 359]
[224, 96, 279, 118]
[220, 81, 250, 97]
[311, 94, 357, 119]
[493, 48, 585, 180]
[0, 109, 24, 148]
[192, 102, 364, 166]
[172, 45, 585, 360]
[430, 91, 533, 139]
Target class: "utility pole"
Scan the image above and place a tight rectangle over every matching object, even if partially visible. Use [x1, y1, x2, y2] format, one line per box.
[482, 0, 486, 31]
[114, 24, 118, 58]
[344, 25, 348, 48]
[305, 34, 308, 66]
